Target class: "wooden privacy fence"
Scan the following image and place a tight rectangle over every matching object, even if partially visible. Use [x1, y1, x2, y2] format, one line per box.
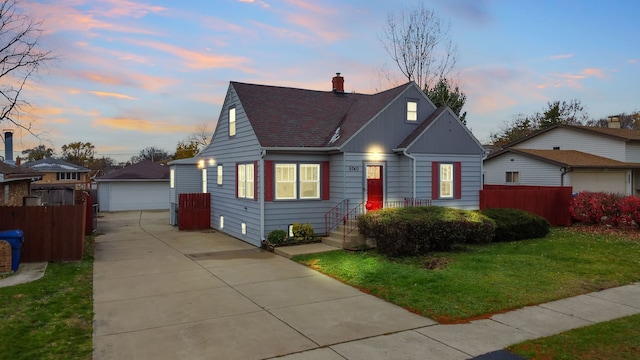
[178, 193, 211, 230]
[480, 185, 573, 226]
[0, 204, 86, 262]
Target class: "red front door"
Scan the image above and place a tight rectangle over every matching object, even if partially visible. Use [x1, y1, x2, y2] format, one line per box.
[366, 165, 383, 211]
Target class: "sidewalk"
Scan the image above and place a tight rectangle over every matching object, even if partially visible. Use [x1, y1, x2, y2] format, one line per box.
[93, 210, 640, 360]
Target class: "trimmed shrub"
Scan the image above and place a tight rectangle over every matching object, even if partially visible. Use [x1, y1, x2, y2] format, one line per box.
[267, 229, 287, 244]
[358, 206, 495, 257]
[291, 222, 315, 241]
[480, 208, 550, 242]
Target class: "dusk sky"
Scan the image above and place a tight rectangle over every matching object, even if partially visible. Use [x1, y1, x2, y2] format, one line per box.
[4, 0, 639, 162]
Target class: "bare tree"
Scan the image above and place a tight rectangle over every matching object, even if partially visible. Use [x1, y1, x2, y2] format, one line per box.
[0, 0, 53, 132]
[188, 123, 213, 150]
[380, 4, 457, 90]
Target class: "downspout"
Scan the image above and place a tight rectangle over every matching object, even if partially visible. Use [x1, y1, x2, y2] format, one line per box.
[260, 148, 266, 243]
[403, 149, 417, 199]
[560, 166, 573, 187]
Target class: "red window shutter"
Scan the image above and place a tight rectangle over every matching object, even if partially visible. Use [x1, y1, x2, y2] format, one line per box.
[431, 162, 439, 200]
[235, 163, 239, 198]
[322, 161, 330, 200]
[254, 160, 259, 201]
[455, 162, 462, 199]
[264, 160, 273, 201]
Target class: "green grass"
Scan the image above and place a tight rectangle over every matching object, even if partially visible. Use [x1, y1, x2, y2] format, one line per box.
[0, 235, 95, 360]
[293, 227, 640, 322]
[509, 313, 640, 360]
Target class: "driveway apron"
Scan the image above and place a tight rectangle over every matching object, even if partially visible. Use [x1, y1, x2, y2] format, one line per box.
[92, 211, 436, 360]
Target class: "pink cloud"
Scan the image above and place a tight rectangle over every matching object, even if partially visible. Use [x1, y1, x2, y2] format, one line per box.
[238, 0, 270, 8]
[88, 91, 137, 100]
[23, 1, 159, 35]
[93, 117, 194, 133]
[98, 0, 167, 18]
[547, 54, 573, 60]
[283, 0, 332, 14]
[130, 40, 252, 71]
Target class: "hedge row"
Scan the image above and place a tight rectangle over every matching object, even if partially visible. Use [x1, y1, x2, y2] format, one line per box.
[569, 191, 640, 227]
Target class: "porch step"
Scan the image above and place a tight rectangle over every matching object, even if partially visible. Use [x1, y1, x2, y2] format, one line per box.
[322, 225, 369, 250]
[274, 243, 341, 259]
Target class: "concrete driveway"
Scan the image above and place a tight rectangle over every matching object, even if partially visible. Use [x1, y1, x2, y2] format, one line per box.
[93, 210, 640, 360]
[93, 211, 444, 359]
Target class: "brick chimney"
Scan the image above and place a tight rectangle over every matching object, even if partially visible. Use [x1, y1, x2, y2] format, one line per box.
[3, 129, 13, 164]
[332, 73, 344, 93]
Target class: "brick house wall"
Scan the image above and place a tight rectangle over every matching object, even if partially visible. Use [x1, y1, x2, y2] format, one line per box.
[0, 181, 31, 206]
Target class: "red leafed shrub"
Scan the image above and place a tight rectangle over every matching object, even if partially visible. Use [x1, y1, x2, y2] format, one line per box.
[617, 196, 640, 227]
[569, 192, 624, 225]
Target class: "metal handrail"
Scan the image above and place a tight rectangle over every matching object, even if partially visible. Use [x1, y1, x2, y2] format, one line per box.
[342, 200, 366, 240]
[324, 198, 349, 234]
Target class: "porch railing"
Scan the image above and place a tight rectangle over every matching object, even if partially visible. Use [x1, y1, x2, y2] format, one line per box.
[324, 199, 349, 235]
[324, 198, 432, 243]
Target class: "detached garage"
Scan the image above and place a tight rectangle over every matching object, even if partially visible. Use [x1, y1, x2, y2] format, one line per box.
[96, 160, 170, 212]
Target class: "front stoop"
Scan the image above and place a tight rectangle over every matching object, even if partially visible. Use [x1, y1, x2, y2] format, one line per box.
[274, 243, 341, 259]
[322, 224, 371, 250]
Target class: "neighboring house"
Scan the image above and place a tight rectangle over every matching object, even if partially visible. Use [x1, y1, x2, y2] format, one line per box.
[196, 74, 485, 246]
[168, 157, 207, 225]
[95, 160, 170, 212]
[0, 161, 42, 206]
[24, 158, 91, 191]
[484, 119, 640, 195]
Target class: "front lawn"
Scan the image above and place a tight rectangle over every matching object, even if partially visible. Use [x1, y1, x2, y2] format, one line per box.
[293, 227, 640, 322]
[0, 236, 94, 360]
[509, 313, 640, 360]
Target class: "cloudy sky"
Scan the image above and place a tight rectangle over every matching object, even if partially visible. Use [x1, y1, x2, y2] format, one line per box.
[3, 0, 639, 162]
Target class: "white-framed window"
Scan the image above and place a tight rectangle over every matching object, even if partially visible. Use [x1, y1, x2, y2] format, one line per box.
[237, 163, 254, 199]
[506, 171, 519, 183]
[170, 169, 175, 188]
[276, 164, 297, 200]
[202, 168, 207, 193]
[299, 164, 320, 199]
[407, 100, 418, 122]
[217, 165, 223, 185]
[57, 172, 79, 181]
[229, 107, 236, 136]
[440, 163, 454, 198]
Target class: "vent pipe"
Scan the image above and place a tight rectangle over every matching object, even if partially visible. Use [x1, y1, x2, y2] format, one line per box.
[3, 129, 13, 164]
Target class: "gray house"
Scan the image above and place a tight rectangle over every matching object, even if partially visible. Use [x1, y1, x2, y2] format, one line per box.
[197, 74, 485, 246]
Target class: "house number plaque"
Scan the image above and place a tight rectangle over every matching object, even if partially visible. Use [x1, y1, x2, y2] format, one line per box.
[347, 166, 360, 172]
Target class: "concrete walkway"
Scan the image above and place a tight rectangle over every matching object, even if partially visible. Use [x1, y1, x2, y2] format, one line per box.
[93, 211, 640, 360]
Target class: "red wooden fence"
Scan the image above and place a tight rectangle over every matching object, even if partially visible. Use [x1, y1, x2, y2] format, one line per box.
[178, 193, 211, 230]
[480, 185, 573, 226]
[0, 204, 86, 262]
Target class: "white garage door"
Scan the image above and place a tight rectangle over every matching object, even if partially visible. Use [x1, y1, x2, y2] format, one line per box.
[101, 182, 169, 211]
[570, 170, 627, 194]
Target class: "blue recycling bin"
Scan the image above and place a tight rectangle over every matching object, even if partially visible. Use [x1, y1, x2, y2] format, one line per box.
[0, 229, 24, 272]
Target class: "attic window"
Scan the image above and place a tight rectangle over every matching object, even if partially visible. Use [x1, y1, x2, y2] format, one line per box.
[229, 107, 236, 136]
[407, 100, 418, 122]
[57, 172, 79, 181]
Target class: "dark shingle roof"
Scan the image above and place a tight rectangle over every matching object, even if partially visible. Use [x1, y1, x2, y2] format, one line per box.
[501, 148, 640, 169]
[96, 160, 170, 180]
[0, 161, 42, 181]
[23, 158, 89, 172]
[231, 81, 410, 148]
